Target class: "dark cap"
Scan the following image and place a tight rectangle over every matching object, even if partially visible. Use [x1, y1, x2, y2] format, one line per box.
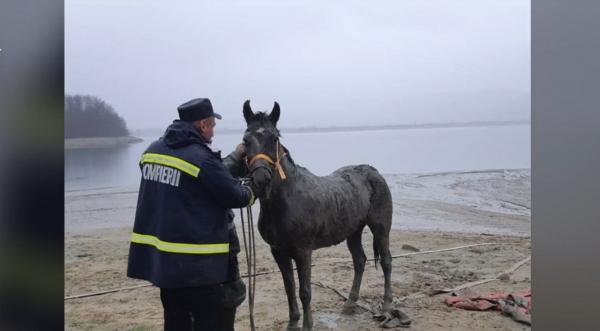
[177, 98, 222, 122]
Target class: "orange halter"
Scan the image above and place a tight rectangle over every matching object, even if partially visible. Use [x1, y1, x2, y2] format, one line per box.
[246, 140, 287, 180]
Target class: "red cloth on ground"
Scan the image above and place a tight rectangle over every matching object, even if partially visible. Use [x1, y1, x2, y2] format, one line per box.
[444, 289, 531, 325]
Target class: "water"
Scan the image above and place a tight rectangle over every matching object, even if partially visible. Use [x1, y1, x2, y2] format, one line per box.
[65, 124, 530, 191]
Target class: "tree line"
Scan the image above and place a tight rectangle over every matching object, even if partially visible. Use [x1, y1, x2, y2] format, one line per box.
[65, 95, 130, 138]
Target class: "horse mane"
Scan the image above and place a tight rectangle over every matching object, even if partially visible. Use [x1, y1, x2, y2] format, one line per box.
[251, 111, 281, 137]
[282, 145, 295, 165]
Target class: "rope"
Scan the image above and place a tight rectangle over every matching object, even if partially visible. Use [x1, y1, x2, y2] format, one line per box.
[245, 140, 287, 180]
[274, 140, 287, 180]
[64, 242, 522, 300]
[311, 255, 531, 311]
[240, 206, 257, 331]
[249, 207, 257, 320]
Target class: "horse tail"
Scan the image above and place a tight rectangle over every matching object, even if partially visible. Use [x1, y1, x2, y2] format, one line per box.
[361, 164, 392, 269]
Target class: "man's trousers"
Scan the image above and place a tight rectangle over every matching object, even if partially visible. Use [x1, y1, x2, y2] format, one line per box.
[160, 285, 236, 331]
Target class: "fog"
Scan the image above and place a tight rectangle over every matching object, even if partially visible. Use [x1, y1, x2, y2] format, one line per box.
[65, 0, 530, 131]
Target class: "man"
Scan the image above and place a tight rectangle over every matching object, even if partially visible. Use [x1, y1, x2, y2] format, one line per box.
[127, 97, 254, 331]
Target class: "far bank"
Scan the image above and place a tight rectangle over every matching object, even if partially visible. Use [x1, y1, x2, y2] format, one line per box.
[65, 136, 143, 149]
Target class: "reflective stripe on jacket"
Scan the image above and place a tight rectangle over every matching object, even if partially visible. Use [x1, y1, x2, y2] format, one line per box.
[127, 120, 252, 288]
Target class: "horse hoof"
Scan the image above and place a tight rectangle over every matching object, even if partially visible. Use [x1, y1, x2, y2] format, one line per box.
[342, 300, 360, 315]
[286, 321, 301, 330]
[382, 302, 393, 313]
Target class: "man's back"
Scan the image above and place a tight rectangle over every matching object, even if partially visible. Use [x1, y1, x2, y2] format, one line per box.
[128, 120, 251, 288]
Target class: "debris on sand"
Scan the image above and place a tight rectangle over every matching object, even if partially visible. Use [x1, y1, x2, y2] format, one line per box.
[402, 244, 420, 252]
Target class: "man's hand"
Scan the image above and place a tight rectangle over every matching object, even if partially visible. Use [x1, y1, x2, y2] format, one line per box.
[234, 143, 246, 157]
[240, 178, 256, 206]
[240, 177, 256, 193]
[245, 185, 256, 206]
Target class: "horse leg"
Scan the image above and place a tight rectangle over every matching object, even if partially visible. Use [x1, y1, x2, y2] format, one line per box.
[271, 248, 301, 330]
[294, 250, 313, 331]
[370, 224, 393, 312]
[342, 226, 367, 314]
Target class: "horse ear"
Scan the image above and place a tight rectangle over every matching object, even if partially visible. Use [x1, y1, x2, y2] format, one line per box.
[269, 102, 280, 126]
[243, 100, 254, 124]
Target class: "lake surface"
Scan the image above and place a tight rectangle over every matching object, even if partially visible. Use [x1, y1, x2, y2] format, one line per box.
[65, 124, 530, 191]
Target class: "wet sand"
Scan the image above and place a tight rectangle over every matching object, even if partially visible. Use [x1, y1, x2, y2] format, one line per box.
[65, 169, 530, 330]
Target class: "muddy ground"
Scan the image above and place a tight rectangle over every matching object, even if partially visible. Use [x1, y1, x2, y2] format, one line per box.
[65, 169, 530, 330]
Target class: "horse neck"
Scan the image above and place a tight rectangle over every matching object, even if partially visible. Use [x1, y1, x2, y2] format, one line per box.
[258, 147, 317, 215]
[270, 144, 316, 187]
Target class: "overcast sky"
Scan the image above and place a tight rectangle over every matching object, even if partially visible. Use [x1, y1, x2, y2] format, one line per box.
[65, 0, 530, 131]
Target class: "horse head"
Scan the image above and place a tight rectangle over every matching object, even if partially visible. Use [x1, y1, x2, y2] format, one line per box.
[242, 100, 283, 200]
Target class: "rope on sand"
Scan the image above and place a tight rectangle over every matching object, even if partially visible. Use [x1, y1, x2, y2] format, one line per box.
[312, 281, 375, 313]
[439, 255, 531, 293]
[64, 242, 520, 300]
[312, 256, 531, 308]
[64, 284, 150, 300]
[395, 256, 532, 302]
[244, 243, 510, 277]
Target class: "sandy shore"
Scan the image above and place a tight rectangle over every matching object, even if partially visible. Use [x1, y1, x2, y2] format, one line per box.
[65, 136, 143, 149]
[65, 169, 530, 330]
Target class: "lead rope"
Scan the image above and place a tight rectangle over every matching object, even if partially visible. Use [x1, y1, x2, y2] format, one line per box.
[275, 140, 287, 180]
[240, 206, 256, 331]
[249, 206, 257, 325]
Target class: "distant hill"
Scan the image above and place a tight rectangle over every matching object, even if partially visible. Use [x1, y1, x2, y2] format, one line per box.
[65, 95, 130, 138]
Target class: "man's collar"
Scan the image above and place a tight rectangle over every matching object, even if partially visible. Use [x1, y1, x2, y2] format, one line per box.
[206, 143, 221, 155]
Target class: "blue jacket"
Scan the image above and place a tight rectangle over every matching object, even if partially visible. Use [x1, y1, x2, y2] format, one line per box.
[127, 120, 252, 288]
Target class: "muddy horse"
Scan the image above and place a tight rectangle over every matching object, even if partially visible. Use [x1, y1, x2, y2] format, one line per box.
[241, 101, 393, 330]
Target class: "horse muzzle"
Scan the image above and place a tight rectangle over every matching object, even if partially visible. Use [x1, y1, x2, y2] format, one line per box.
[247, 159, 273, 200]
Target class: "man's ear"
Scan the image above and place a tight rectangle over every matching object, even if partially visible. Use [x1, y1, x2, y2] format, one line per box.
[193, 119, 208, 133]
[192, 120, 202, 131]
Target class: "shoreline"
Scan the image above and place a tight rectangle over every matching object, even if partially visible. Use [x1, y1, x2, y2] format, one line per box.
[65, 169, 530, 236]
[64, 168, 530, 193]
[65, 136, 143, 149]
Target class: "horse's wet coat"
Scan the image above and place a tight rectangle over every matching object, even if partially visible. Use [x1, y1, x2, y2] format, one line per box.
[241, 101, 394, 330]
